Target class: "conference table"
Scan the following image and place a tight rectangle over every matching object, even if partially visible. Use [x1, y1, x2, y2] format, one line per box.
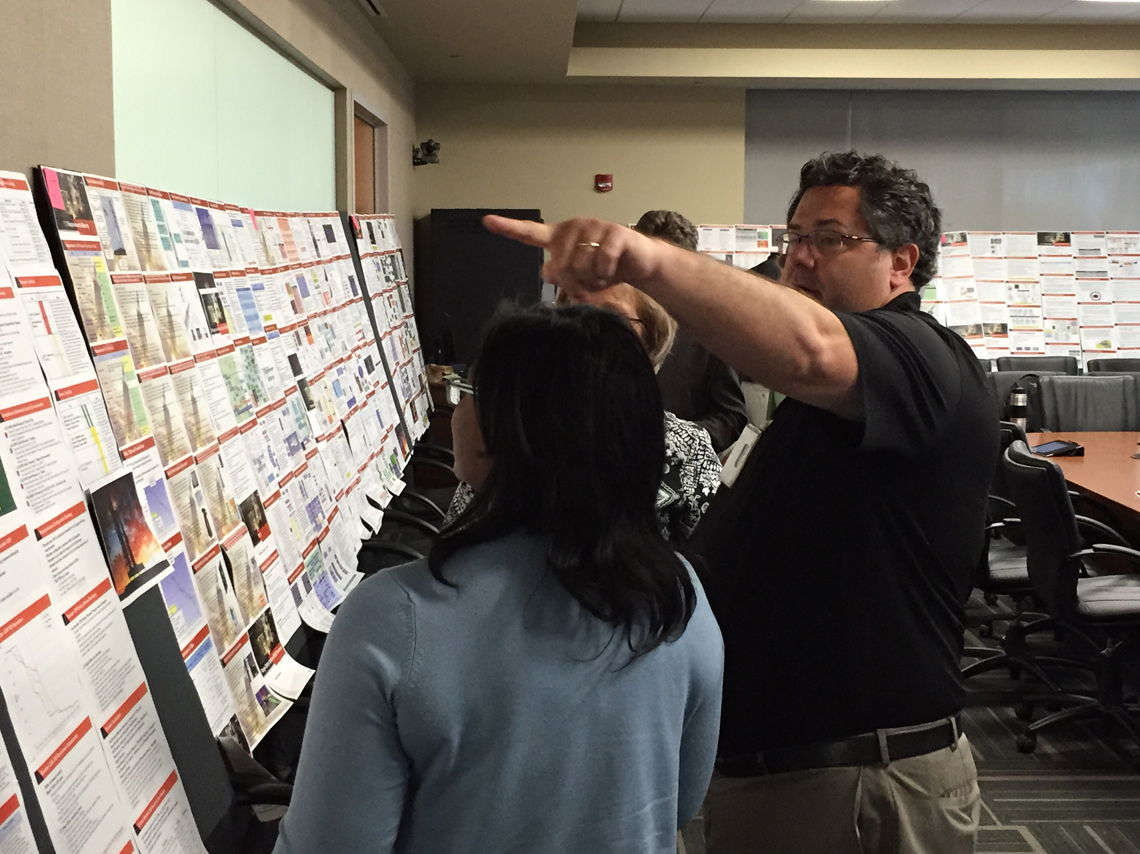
[1025, 432, 1140, 528]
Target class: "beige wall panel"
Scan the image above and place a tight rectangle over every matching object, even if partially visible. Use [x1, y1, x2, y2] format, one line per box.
[0, 0, 115, 180]
[414, 84, 745, 228]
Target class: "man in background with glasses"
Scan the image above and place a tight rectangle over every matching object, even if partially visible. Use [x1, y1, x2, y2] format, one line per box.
[486, 151, 996, 854]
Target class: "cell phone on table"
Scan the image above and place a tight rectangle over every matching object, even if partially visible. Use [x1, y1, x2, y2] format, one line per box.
[1031, 439, 1084, 457]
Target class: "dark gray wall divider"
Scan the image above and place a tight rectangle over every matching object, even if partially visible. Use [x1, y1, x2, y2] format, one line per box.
[745, 89, 1140, 232]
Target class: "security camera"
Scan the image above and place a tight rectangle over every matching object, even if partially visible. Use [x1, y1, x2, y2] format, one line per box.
[413, 139, 440, 166]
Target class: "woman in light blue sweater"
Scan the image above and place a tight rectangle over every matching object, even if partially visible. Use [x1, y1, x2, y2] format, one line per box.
[275, 304, 724, 854]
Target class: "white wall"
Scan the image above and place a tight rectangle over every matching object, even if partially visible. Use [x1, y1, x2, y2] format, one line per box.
[112, 0, 336, 210]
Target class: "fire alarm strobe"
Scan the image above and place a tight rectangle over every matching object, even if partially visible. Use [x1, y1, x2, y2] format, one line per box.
[595, 174, 613, 193]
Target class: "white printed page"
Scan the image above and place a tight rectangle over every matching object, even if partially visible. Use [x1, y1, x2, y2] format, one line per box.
[82, 177, 141, 274]
[0, 173, 54, 273]
[0, 394, 82, 525]
[13, 272, 96, 385]
[0, 732, 39, 853]
[50, 380, 122, 488]
[0, 285, 49, 402]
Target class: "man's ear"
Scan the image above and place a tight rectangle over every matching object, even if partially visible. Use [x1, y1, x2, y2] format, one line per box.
[889, 244, 920, 291]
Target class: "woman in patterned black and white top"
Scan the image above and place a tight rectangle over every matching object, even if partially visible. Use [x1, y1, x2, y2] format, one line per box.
[448, 285, 721, 542]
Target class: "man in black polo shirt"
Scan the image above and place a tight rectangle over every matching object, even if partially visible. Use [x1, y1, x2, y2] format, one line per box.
[486, 151, 996, 853]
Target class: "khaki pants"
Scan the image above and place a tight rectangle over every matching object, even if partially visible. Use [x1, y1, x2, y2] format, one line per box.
[705, 734, 980, 854]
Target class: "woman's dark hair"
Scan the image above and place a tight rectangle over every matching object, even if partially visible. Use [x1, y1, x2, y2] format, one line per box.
[786, 151, 942, 289]
[430, 303, 696, 655]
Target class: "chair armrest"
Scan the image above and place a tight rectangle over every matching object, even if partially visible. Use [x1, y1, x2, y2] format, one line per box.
[409, 457, 459, 486]
[986, 516, 1025, 546]
[1074, 543, 1140, 560]
[1074, 515, 1131, 548]
[359, 541, 424, 562]
[988, 495, 1017, 514]
[414, 441, 455, 464]
[391, 490, 446, 523]
[1071, 543, 1140, 576]
[380, 509, 440, 537]
[987, 516, 1021, 532]
[241, 782, 293, 807]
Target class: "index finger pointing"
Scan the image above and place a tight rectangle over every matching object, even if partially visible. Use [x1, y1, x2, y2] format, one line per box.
[483, 215, 553, 248]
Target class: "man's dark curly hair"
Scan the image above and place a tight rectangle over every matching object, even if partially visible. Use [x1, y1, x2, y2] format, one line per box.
[786, 151, 942, 290]
[634, 210, 699, 252]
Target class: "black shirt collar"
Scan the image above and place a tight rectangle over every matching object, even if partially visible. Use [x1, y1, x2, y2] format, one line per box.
[884, 290, 922, 313]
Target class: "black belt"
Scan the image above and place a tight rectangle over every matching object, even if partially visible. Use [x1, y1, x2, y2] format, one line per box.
[715, 714, 962, 777]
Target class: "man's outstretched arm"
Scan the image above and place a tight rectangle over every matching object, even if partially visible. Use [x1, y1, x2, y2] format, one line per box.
[483, 214, 861, 419]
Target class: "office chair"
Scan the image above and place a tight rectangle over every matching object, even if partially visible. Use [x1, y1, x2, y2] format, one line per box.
[379, 508, 440, 538]
[995, 355, 1080, 375]
[963, 422, 1061, 684]
[389, 490, 446, 525]
[1001, 440, 1140, 758]
[413, 439, 455, 465]
[985, 370, 1063, 432]
[963, 423, 1035, 673]
[1037, 375, 1140, 432]
[1076, 370, 1140, 397]
[962, 422, 1128, 684]
[1086, 357, 1140, 373]
[357, 508, 440, 579]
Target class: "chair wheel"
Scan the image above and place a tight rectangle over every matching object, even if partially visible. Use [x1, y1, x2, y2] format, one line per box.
[978, 624, 993, 639]
[1016, 732, 1038, 754]
[1016, 702, 1035, 722]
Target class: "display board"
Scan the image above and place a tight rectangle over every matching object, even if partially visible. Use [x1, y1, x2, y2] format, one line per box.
[0, 165, 430, 853]
[352, 214, 431, 437]
[0, 171, 204, 854]
[923, 230, 1140, 365]
[695, 219, 1140, 368]
[694, 223, 779, 269]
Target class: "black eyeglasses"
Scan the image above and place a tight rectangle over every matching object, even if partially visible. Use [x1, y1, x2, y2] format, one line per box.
[777, 230, 881, 261]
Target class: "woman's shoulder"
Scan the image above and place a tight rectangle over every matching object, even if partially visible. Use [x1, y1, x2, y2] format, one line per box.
[664, 557, 724, 670]
[365, 532, 548, 602]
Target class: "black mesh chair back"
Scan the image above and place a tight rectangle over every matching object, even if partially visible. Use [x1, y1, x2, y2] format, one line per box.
[990, 420, 1027, 503]
[1037, 374, 1140, 431]
[1086, 357, 1140, 372]
[1001, 440, 1080, 619]
[1078, 370, 1140, 391]
[995, 355, 1079, 375]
